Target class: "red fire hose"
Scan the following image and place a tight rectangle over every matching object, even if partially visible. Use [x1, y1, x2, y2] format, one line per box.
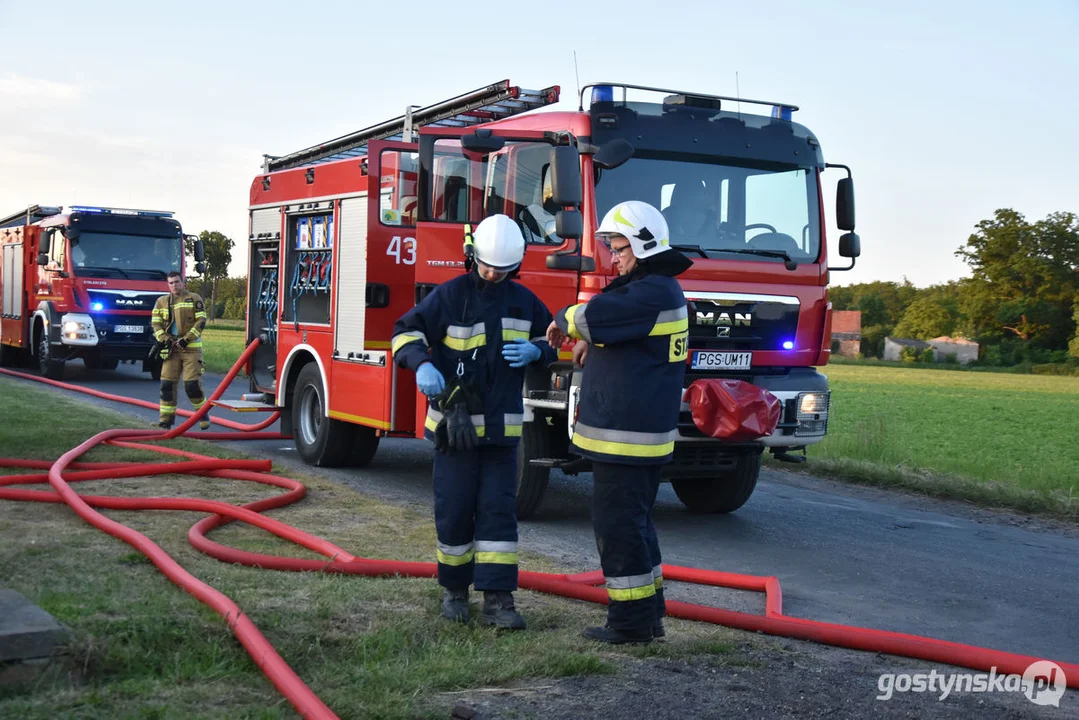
[1, 340, 1076, 719]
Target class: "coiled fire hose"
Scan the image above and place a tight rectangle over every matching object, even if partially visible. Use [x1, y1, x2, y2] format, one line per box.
[1, 339, 1076, 719]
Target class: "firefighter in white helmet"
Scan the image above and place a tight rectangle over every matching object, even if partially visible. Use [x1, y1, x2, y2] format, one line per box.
[547, 200, 694, 643]
[392, 214, 557, 629]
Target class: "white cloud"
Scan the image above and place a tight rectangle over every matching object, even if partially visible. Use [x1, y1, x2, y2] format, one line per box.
[0, 73, 82, 106]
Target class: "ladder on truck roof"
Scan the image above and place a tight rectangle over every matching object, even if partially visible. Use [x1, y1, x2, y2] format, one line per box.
[262, 80, 560, 173]
[0, 204, 62, 229]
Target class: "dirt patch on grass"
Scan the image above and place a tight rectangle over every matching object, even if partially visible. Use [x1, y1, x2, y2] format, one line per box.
[444, 637, 1076, 719]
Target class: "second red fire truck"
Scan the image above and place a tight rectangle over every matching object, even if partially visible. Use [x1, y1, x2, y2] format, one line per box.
[1, 204, 203, 380]
[238, 79, 861, 518]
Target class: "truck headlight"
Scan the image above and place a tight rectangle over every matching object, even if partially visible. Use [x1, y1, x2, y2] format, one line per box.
[795, 392, 829, 436]
[798, 392, 829, 416]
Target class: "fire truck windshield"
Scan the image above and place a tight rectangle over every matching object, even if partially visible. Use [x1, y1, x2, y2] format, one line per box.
[70, 232, 182, 279]
[593, 153, 822, 265]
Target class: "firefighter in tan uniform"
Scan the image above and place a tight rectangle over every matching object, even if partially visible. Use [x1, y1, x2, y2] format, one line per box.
[151, 271, 210, 430]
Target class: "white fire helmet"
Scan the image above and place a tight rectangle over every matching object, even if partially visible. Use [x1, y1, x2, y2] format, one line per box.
[595, 200, 671, 260]
[473, 214, 526, 272]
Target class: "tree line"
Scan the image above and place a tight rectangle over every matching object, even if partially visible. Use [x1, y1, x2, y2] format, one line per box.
[831, 208, 1078, 368]
[183, 207, 1078, 368]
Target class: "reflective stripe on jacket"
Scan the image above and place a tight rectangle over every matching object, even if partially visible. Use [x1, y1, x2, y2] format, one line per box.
[151, 291, 208, 348]
[555, 273, 688, 465]
[392, 272, 556, 446]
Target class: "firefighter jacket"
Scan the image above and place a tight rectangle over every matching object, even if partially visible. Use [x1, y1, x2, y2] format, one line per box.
[392, 271, 557, 446]
[554, 254, 692, 465]
[151, 290, 208, 349]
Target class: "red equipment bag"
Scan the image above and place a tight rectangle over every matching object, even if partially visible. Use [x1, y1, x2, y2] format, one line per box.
[685, 379, 781, 441]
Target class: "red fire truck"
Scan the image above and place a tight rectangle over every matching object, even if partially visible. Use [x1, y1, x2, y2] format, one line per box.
[239, 80, 861, 517]
[0, 205, 203, 379]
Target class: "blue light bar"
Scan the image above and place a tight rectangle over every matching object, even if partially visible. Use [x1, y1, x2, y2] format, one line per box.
[770, 105, 794, 121]
[91, 302, 104, 311]
[69, 205, 174, 218]
[782, 340, 795, 350]
[591, 85, 614, 104]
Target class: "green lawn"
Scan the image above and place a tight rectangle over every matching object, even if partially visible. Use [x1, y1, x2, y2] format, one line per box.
[200, 327, 249, 375]
[799, 363, 1079, 517]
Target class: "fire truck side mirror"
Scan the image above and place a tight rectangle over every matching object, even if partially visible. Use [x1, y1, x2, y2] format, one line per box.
[555, 208, 583, 240]
[838, 232, 861, 258]
[549, 145, 582, 207]
[195, 261, 207, 276]
[593, 138, 634, 170]
[36, 252, 49, 266]
[190, 236, 206, 263]
[836, 177, 856, 231]
[38, 230, 51, 255]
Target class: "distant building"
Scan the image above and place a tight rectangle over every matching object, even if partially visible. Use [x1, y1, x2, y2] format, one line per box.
[883, 337, 931, 362]
[928, 336, 980, 365]
[831, 310, 862, 357]
[883, 336, 980, 365]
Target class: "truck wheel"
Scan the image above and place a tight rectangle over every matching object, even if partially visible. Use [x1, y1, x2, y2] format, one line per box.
[516, 420, 552, 520]
[671, 449, 762, 514]
[291, 363, 351, 467]
[143, 358, 162, 380]
[37, 335, 65, 380]
[347, 425, 381, 467]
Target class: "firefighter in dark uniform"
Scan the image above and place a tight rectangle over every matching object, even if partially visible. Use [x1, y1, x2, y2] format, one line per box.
[391, 214, 557, 629]
[547, 201, 693, 643]
[151, 271, 211, 430]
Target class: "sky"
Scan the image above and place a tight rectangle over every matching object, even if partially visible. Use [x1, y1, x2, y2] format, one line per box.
[1, 0, 1076, 286]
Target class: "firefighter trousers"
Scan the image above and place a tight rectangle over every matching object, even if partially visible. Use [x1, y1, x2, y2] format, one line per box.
[591, 461, 665, 631]
[433, 444, 519, 592]
[159, 349, 206, 423]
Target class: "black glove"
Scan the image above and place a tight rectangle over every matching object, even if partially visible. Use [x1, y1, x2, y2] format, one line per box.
[444, 403, 478, 452]
[433, 415, 451, 454]
[177, 337, 188, 350]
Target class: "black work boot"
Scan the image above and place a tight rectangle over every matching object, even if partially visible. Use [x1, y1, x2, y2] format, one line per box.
[440, 587, 470, 623]
[582, 625, 653, 645]
[155, 417, 174, 430]
[480, 591, 526, 630]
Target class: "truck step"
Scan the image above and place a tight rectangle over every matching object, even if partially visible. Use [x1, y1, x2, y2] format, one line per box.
[529, 457, 591, 473]
[210, 399, 280, 413]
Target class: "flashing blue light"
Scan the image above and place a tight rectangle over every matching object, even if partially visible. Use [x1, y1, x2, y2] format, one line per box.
[68, 205, 174, 218]
[591, 85, 614, 104]
[91, 302, 104, 311]
[782, 340, 795, 350]
[770, 105, 793, 121]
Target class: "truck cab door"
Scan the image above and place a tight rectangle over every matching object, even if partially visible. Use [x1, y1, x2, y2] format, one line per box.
[414, 128, 584, 318]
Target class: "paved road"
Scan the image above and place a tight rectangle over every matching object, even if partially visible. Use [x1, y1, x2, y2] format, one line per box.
[9, 360, 1079, 670]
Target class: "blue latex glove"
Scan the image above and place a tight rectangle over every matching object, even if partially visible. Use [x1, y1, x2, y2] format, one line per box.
[416, 362, 445, 397]
[502, 338, 542, 368]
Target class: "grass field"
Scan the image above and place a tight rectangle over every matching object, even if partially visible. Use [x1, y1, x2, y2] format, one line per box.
[0, 378, 745, 719]
[791, 363, 1079, 518]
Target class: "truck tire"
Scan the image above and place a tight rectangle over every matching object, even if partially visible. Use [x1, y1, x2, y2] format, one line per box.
[291, 363, 351, 467]
[515, 420, 552, 520]
[143, 357, 162, 380]
[671, 449, 762, 514]
[347, 425, 381, 467]
[37, 335, 65, 380]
